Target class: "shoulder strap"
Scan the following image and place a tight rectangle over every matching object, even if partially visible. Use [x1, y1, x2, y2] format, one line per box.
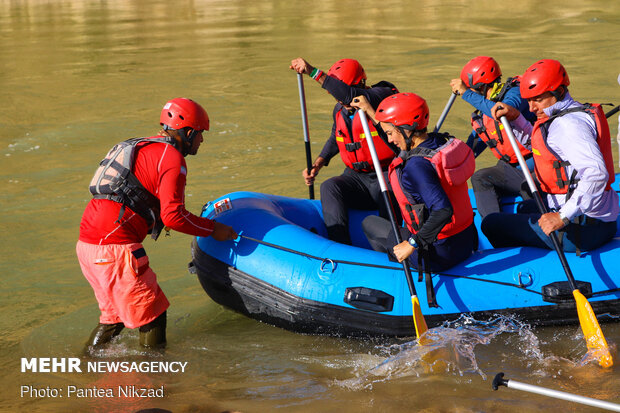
[494, 76, 518, 103]
[405, 147, 436, 160]
[547, 104, 588, 122]
[404, 133, 452, 160]
[540, 104, 589, 138]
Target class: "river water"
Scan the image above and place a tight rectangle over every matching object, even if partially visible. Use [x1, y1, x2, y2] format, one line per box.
[1, 0, 620, 412]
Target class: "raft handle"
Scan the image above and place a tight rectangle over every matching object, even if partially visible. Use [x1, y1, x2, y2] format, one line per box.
[320, 258, 336, 274]
[344, 287, 394, 312]
[542, 280, 593, 303]
[515, 271, 533, 288]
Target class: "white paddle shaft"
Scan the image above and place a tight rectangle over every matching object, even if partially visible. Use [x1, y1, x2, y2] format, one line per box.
[433, 92, 457, 133]
[499, 115, 538, 194]
[358, 109, 389, 193]
[507, 379, 620, 412]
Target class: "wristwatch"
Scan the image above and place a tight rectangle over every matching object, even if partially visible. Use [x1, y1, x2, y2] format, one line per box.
[561, 217, 570, 227]
[407, 236, 418, 248]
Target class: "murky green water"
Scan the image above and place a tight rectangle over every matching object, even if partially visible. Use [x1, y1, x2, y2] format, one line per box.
[2, 0, 620, 411]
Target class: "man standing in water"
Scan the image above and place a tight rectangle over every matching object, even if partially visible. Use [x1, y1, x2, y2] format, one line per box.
[77, 98, 237, 350]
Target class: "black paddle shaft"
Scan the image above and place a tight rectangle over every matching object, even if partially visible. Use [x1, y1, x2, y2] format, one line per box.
[297, 73, 315, 199]
[381, 190, 418, 297]
[530, 188, 579, 291]
[605, 105, 620, 118]
[304, 140, 314, 199]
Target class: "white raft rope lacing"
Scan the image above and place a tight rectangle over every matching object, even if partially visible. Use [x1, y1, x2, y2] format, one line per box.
[238, 235, 620, 297]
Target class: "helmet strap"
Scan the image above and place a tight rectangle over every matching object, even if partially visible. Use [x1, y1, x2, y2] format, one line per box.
[396, 125, 414, 151]
[162, 125, 194, 156]
[186, 127, 198, 144]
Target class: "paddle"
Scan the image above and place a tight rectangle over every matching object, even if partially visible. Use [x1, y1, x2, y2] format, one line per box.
[297, 73, 315, 199]
[357, 109, 429, 339]
[492, 373, 620, 411]
[499, 114, 613, 368]
[605, 105, 619, 118]
[432, 92, 457, 133]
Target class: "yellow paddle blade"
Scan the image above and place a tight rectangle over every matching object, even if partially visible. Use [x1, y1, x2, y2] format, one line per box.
[412, 295, 429, 339]
[411, 296, 450, 372]
[573, 289, 613, 368]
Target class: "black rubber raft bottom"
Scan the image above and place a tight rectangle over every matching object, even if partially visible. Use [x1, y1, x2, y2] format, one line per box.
[191, 240, 620, 338]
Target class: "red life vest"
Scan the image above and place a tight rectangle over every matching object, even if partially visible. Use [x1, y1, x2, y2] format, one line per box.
[470, 78, 531, 164]
[471, 113, 531, 164]
[335, 110, 396, 172]
[531, 103, 615, 195]
[388, 135, 475, 240]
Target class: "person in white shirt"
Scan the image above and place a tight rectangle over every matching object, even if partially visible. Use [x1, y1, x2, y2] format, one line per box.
[484, 59, 618, 252]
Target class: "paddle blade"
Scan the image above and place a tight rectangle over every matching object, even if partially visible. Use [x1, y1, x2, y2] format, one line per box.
[412, 295, 429, 339]
[573, 289, 613, 368]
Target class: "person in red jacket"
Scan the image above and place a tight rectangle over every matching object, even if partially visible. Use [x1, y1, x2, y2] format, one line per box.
[77, 98, 237, 350]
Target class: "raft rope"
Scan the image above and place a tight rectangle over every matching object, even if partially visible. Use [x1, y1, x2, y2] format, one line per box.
[240, 235, 401, 271]
[239, 235, 544, 295]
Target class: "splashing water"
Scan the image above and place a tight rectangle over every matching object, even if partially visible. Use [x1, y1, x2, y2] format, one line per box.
[335, 314, 561, 391]
[581, 313, 620, 367]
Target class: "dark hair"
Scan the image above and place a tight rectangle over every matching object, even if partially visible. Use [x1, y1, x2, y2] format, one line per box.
[412, 127, 427, 137]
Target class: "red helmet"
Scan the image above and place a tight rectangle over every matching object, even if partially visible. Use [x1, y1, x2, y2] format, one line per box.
[520, 59, 570, 99]
[327, 59, 367, 86]
[160, 98, 210, 131]
[375, 92, 429, 130]
[460, 56, 502, 89]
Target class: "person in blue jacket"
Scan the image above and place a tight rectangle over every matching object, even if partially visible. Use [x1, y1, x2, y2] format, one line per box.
[290, 57, 399, 244]
[352, 92, 477, 272]
[450, 56, 536, 218]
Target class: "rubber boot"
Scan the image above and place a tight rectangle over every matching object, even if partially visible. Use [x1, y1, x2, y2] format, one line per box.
[85, 322, 125, 350]
[139, 311, 167, 348]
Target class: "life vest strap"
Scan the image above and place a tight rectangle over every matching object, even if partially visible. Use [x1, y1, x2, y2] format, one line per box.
[472, 112, 487, 134]
[351, 161, 370, 171]
[417, 250, 438, 308]
[405, 203, 427, 233]
[552, 160, 575, 189]
[93, 193, 124, 203]
[345, 142, 362, 152]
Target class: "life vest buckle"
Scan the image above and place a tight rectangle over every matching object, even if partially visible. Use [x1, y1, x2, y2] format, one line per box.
[352, 161, 370, 171]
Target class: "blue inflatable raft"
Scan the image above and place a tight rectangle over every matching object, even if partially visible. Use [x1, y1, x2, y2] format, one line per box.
[191, 175, 620, 337]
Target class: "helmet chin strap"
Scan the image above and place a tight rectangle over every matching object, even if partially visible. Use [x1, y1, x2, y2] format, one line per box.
[184, 128, 200, 156]
[397, 126, 413, 151]
[162, 125, 196, 156]
[395, 123, 418, 152]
